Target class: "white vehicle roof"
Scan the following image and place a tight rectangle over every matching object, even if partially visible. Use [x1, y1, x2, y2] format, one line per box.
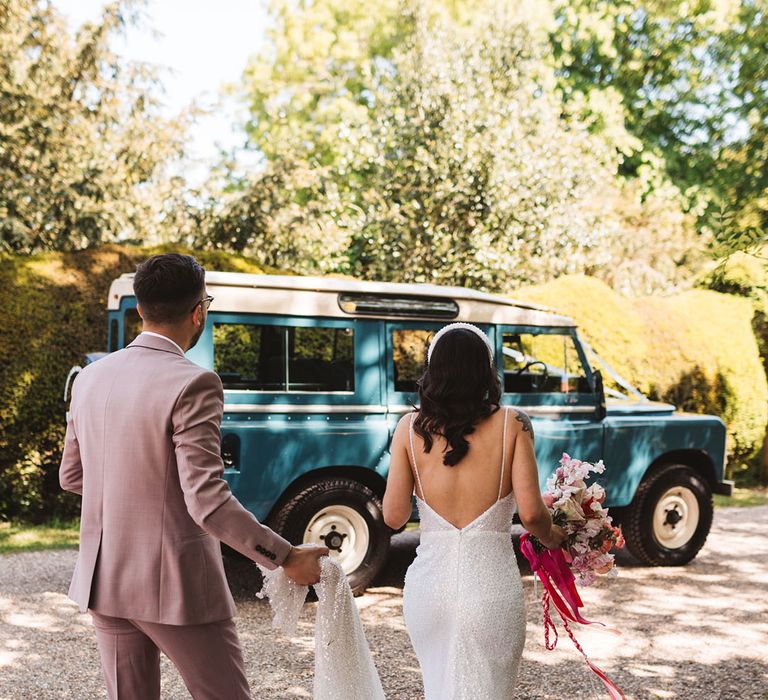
[108, 271, 576, 327]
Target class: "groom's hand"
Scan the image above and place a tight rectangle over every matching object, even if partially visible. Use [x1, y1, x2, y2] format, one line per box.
[281, 543, 330, 585]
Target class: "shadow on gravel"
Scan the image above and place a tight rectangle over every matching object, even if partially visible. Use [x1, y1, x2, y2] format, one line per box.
[223, 549, 265, 601]
[515, 655, 768, 700]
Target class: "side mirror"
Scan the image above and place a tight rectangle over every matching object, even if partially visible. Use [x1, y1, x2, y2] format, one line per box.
[593, 369, 607, 421]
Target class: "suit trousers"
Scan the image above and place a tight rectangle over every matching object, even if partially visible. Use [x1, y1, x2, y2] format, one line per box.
[90, 611, 252, 700]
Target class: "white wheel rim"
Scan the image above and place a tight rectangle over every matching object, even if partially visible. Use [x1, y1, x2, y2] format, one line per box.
[652, 486, 700, 549]
[303, 505, 370, 574]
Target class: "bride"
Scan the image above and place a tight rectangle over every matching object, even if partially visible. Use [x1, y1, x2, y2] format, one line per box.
[383, 323, 566, 699]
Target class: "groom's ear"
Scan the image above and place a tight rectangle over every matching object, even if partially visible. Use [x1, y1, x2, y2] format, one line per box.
[136, 304, 145, 320]
[193, 304, 205, 327]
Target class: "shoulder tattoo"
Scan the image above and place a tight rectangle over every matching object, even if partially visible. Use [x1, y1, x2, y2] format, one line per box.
[514, 410, 534, 440]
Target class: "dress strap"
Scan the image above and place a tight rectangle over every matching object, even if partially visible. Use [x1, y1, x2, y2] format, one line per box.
[498, 407, 509, 501]
[409, 413, 427, 504]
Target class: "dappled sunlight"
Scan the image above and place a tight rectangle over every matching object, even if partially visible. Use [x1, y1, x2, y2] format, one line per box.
[3, 610, 62, 631]
[2, 509, 766, 698]
[0, 637, 34, 669]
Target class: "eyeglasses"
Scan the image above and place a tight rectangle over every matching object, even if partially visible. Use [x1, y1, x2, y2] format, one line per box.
[191, 295, 214, 313]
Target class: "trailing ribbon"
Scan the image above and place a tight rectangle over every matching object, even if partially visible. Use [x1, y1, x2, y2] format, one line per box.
[521, 533, 626, 700]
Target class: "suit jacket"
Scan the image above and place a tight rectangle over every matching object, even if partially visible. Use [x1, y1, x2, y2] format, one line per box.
[60, 333, 292, 625]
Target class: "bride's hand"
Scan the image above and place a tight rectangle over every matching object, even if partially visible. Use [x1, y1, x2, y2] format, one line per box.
[539, 524, 567, 550]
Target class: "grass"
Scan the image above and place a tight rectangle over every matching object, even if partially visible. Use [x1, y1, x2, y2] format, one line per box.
[0, 519, 79, 554]
[714, 486, 768, 508]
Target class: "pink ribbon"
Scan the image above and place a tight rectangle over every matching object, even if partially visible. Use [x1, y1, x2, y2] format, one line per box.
[521, 533, 626, 700]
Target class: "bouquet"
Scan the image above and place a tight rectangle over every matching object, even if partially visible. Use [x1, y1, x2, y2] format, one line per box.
[536, 453, 624, 585]
[520, 453, 626, 700]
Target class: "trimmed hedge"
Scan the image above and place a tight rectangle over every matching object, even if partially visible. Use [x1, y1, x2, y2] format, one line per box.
[515, 275, 768, 479]
[0, 245, 267, 521]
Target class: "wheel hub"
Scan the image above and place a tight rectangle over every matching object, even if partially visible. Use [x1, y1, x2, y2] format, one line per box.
[652, 486, 700, 549]
[303, 505, 370, 574]
[664, 506, 683, 527]
[321, 525, 348, 552]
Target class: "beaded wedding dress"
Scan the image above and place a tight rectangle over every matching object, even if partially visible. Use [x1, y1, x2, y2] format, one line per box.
[258, 556, 385, 700]
[403, 408, 527, 699]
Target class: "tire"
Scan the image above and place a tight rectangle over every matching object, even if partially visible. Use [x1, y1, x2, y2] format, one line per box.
[269, 477, 391, 595]
[622, 464, 713, 566]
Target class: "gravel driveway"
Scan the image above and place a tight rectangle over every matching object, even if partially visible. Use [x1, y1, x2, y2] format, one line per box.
[1, 506, 767, 700]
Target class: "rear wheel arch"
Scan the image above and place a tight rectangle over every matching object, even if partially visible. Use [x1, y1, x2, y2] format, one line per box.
[265, 464, 388, 523]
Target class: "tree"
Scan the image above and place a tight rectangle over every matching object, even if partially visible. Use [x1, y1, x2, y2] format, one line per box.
[0, 0, 188, 253]
[349, 7, 619, 289]
[550, 0, 768, 248]
[210, 0, 708, 292]
[209, 1, 653, 290]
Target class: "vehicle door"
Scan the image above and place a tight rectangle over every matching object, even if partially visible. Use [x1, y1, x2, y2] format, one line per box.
[499, 326, 604, 487]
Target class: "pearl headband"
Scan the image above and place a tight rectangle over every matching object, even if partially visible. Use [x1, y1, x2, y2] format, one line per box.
[427, 323, 494, 366]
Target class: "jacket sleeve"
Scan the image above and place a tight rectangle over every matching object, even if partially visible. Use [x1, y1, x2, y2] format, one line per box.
[172, 370, 292, 569]
[59, 410, 83, 496]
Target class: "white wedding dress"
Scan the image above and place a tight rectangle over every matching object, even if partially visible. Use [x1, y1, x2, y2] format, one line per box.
[403, 408, 527, 699]
[258, 556, 385, 700]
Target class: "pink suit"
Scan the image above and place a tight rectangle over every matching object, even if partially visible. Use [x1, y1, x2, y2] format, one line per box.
[61, 332, 291, 698]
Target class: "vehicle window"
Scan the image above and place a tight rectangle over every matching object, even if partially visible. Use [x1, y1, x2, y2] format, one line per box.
[213, 323, 354, 392]
[392, 329, 434, 392]
[289, 326, 354, 391]
[124, 308, 142, 346]
[502, 332, 590, 393]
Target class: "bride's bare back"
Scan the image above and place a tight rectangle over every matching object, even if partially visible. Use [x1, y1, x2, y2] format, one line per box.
[407, 407, 514, 529]
[384, 405, 548, 536]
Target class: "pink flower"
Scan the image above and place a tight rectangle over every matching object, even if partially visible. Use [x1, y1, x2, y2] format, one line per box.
[543, 492, 555, 508]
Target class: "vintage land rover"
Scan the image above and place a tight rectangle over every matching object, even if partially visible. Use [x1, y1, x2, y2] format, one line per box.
[67, 272, 732, 592]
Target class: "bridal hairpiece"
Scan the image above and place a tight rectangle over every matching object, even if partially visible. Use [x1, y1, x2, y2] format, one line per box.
[427, 322, 494, 365]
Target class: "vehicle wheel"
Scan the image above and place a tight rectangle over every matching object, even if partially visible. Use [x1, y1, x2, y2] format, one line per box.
[622, 464, 713, 566]
[269, 477, 391, 595]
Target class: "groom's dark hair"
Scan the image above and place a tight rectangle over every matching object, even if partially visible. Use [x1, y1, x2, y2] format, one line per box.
[133, 254, 206, 324]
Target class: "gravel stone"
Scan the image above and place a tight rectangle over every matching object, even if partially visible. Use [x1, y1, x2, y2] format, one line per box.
[1, 506, 766, 699]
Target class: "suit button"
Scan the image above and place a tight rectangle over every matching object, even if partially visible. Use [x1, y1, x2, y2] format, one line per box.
[256, 545, 264, 553]
[270, 553, 276, 560]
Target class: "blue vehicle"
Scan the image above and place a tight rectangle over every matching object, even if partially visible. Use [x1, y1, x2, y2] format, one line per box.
[67, 272, 732, 592]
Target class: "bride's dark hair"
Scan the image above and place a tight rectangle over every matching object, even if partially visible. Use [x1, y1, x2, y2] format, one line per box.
[413, 328, 501, 466]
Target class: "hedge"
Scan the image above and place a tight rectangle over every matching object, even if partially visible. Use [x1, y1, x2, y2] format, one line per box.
[2, 249, 766, 520]
[0, 245, 268, 521]
[515, 274, 768, 479]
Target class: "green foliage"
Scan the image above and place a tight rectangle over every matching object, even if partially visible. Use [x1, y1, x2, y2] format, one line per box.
[702, 250, 768, 480]
[212, 0, 706, 294]
[2, 248, 766, 519]
[516, 275, 768, 479]
[207, 2, 638, 290]
[550, 0, 768, 250]
[0, 0, 188, 253]
[349, 7, 618, 289]
[0, 245, 266, 521]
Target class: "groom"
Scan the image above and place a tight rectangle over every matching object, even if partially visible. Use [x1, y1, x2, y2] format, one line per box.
[60, 253, 328, 699]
